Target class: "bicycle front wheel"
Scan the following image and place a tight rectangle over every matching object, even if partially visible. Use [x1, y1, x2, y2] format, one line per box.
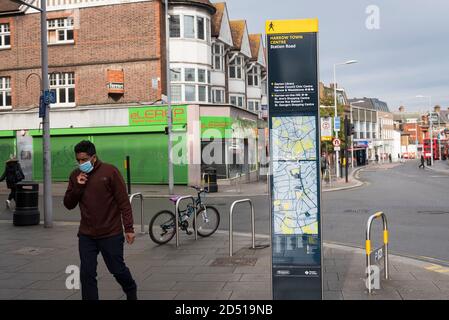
[195, 206, 220, 237]
[149, 210, 176, 245]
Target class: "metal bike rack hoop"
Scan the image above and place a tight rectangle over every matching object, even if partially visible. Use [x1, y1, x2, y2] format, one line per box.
[365, 211, 389, 294]
[229, 199, 255, 257]
[129, 193, 144, 234]
[175, 196, 198, 248]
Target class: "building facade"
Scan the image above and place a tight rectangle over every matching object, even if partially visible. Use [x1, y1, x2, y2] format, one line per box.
[393, 106, 424, 158]
[0, 0, 265, 185]
[348, 101, 377, 165]
[349, 97, 395, 163]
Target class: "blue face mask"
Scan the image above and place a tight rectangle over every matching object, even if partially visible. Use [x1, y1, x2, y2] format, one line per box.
[79, 160, 94, 173]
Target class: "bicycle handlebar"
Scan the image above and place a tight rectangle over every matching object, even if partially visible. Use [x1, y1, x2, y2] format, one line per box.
[189, 185, 209, 193]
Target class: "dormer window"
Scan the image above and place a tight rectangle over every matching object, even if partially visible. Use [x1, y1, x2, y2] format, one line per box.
[229, 56, 243, 79]
[212, 43, 224, 71]
[247, 66, 259, 87]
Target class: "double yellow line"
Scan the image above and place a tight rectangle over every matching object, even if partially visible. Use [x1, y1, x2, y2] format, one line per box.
[426, 264, 449, 274]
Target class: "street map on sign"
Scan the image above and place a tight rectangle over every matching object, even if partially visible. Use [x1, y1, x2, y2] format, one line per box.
[272, 116, 317, 161]
[272, 160, 318, 235]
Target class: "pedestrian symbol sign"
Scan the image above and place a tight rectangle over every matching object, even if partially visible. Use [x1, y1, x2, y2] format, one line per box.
[43, 90, 56, 105]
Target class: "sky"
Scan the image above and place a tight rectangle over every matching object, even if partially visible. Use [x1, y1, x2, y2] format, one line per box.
[223, 0, 449, 112]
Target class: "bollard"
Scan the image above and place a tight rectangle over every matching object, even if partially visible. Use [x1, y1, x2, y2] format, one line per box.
[365, 211, 389, 294]
[129, 193, 144, 234]
[229, 199, 255, 257]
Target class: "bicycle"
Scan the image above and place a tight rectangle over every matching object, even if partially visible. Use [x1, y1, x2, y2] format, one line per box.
[148, 186, 220, 245]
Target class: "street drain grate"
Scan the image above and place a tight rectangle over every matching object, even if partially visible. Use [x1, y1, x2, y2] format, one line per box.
[211, 257, 258, 267]
[344, 209, 370, 214]
[417, 211, 449, 215]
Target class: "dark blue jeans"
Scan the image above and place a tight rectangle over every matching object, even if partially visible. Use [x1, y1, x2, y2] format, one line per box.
[78, 233, 137, 300]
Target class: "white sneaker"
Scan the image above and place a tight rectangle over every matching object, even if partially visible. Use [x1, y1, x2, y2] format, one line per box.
[5, 200, 11, 210]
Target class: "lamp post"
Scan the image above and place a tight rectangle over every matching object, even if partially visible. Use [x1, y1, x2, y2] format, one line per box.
[416, 95, 433, 166]
[164, 0, 174, 195]
[333, 60, 357, 178]
[11, 0, 53, 228]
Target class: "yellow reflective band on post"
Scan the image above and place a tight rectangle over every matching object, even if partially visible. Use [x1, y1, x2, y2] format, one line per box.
[384, 230, 389, 244]
[365, 240, 371, 255]
[266, 18, 319, 34]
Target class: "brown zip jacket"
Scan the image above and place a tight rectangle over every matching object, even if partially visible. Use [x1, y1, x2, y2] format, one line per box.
[63, 160, 134, 238]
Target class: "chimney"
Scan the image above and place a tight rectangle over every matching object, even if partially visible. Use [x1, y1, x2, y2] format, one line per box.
[399, 106, 405, 112]
[434, 105, 441, 113]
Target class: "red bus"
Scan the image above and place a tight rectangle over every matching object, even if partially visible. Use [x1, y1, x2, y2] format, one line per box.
[423, 138, 439, 160]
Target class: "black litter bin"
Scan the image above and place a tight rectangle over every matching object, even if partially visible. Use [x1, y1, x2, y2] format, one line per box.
[204, 167, 218, 193]
[13, 182, 40, 226]
[427, 158, 432, 166]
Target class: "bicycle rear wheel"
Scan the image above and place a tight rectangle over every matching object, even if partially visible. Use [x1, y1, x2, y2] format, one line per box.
[195, 206, 220, 237]
[149, 210, 176, 245]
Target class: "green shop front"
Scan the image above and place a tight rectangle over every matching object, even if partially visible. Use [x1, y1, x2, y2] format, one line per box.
[0, 104, 260, 185]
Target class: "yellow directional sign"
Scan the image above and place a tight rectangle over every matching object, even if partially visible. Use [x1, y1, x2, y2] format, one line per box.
[266, 18, 319, 34]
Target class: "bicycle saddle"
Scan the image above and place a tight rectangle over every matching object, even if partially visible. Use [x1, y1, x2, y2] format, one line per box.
[169, 196, 182, 203]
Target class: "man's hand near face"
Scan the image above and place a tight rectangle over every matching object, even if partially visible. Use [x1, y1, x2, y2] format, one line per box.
[76, 173, 88, 185]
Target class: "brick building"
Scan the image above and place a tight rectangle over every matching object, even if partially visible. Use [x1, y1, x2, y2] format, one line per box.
[0, 0, 166, 110]
[0, 0, 264, 185]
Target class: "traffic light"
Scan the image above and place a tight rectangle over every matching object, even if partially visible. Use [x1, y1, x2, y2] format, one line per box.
[344, 118, 350, 136]
[344, 119, 355, 136]
[350, 124, 355, 136]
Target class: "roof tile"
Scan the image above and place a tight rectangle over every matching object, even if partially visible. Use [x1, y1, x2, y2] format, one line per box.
[249, 34, 261, 60]
[211, 2, 225, 37]
[230, 20, 245, 50]
[0, 2, 22, 13]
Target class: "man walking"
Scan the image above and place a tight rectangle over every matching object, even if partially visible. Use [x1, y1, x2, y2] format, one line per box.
[64, 140, 137, 300]
[419, 154, 425, 169]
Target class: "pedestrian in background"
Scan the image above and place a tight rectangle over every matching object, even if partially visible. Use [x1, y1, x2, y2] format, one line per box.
[320, 153, 328, 178]
[389, 154, 392, 163]
[64, 140, 137, 300]
[419, 154, 425, 169]
[0, 156, 25, 210]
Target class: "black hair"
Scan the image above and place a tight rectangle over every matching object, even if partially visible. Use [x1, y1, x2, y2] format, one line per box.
[74, 140, 96, 156]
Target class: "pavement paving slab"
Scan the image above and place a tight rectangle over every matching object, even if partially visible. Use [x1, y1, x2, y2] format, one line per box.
[0, 222, 448, 300]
